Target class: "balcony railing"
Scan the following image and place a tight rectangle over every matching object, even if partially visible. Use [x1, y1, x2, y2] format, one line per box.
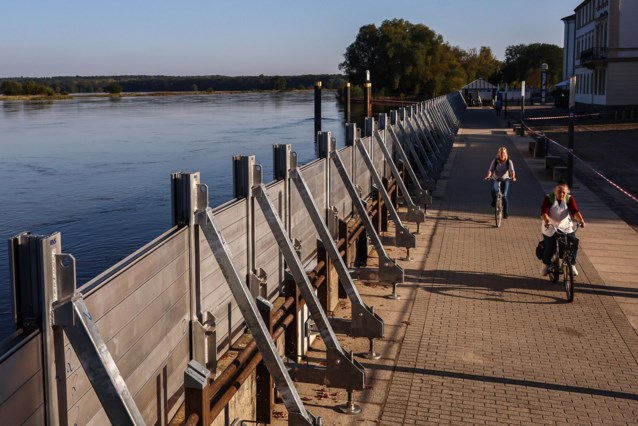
[580, 47, 608, 68]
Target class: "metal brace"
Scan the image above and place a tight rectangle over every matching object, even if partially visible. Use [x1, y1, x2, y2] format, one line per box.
[289, 167, 383, 339]
[394, 121, 433, 184]
[51, 253, 146, 426]
[330, 150, 404, 285]
[195, 208, 320, 426]
[401, 120, 435, 176]
[354, 139, 416, 250]
[251, 183, 365, 391]
[372, 131, 425, 224]
[249, 268, 268, 299]
[387, 127, 434, 204]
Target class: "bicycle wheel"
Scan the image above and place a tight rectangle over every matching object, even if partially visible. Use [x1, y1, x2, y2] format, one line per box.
[495, 194, 503, 228]
[549, 258, 560, 283]
[564, 261, 574, 303]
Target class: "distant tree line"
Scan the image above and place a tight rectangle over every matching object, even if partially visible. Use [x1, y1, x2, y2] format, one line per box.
[339, 19, 563, 98]
[0, 74, 345, 95]
[1, 80, 55, 96]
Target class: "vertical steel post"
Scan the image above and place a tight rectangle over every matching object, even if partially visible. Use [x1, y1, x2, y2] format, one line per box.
[344, 82, 351, 124]
[567, 75, 577, 188]
[233, 155, 257, 293]
[345, 123, 357, 147]
[520, 80, 526, 121]
[314, 81, 322, 145]
[9, 232, 63, 425]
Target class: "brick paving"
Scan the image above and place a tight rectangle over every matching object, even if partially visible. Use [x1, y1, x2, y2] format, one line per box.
[379, 108, 638, 425]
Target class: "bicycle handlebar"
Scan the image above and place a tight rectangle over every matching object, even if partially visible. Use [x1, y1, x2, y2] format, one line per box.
[545, 222, 582, 235]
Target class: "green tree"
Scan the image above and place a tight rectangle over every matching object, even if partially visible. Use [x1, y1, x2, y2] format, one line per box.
[106, 82, 123, 94]
[339, 19, 499, 98]
[1, 81, 24, 95]
[501, 43, 563, 87]
[460, 46, 501, 84]
[339, 23, 380, 86]
[272, 76, 287, 91]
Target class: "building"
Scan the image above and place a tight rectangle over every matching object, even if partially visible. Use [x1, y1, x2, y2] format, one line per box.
[461, 78, 496, 106]
[563, 0, 638, 115]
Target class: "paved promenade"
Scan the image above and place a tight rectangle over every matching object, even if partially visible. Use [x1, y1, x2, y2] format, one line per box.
[271, 107, 638, 425]
[376, 108, 638, 425]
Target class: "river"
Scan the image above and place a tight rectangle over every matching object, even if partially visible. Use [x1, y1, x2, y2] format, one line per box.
[0, 91, 349, 341]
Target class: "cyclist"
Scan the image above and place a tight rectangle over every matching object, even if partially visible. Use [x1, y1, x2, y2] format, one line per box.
[484, 147, 516, 218]
[540, 180, 586, 276]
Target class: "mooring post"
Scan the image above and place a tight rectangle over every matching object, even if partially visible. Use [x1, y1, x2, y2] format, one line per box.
[344, 82, 351, 124]
[314, 81, 322, 146]
[364, 81, 372, 119]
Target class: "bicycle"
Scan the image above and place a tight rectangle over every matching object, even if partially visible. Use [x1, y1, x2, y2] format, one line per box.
[545, 223, 581, 303]
[485, 177, 504, 227]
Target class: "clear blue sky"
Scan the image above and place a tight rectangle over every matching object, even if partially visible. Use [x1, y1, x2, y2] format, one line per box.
[0, 0, 578, 78]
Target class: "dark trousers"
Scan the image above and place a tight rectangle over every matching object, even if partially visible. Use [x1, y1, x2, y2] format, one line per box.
[542, 233, 578, 265]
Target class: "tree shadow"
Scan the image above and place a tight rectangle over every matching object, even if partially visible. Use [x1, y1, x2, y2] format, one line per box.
[401, 269, 569, 304]
[360, 361, 638, 402]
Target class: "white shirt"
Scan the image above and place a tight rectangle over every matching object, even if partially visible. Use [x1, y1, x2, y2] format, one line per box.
[542, 198, 575, 237]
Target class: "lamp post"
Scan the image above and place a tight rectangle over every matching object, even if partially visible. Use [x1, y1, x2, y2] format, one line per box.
[540, 63, 548, 105]
[567, 75, 577, 187]
[520, 80, 525, 121]
[504, 83, 508, 118]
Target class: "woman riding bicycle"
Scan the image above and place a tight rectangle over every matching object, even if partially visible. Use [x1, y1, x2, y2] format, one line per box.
[540, 180, 586, 276]
[484, 147, 516, 218]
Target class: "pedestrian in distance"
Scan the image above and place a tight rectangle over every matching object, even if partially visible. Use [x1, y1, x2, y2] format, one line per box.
[539, 180, 586, 276]
[484, 147, 516, 219]
[495, 98, 503, 116]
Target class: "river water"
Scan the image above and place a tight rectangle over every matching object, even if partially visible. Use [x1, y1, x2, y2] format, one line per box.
[0, 91, 348, 341]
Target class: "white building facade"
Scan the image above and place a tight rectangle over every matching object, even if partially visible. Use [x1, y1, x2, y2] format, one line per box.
[564, 0, 638, 113]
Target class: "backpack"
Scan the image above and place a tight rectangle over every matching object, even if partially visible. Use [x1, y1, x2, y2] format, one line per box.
[535, 240, 544, 260]
[491, 158, 513, 174]
[548, 193, 570, 205]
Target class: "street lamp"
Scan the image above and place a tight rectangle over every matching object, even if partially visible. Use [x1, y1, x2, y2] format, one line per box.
[541, 63, 548, 105]
[567, 75, 577, 187]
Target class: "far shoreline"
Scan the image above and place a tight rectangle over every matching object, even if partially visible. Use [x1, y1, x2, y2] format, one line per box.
[0, 88, 338, 102]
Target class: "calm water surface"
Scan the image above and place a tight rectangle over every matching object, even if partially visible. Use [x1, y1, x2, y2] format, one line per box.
[0, 91, 346, 341]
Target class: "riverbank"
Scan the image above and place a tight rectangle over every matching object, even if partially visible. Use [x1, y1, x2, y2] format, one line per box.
[0, 88, 331, 102]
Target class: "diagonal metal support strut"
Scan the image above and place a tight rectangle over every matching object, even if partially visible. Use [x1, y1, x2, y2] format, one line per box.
[354, 139, 416, 250]
[290, 167, 384, 339]
[252, 184, 365, 391]
[372, 131, 425, 224]
[387, 127, 433, 206]
[56, 297, 146, 426]
[196, 208, 320, 426]
[330, 150, 404, 284]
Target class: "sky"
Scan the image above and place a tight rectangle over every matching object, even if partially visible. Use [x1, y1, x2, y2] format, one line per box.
[0, 0, 579, 78]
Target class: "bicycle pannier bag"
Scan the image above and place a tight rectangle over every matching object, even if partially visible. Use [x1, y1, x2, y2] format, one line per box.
[535, 240, 544, 260]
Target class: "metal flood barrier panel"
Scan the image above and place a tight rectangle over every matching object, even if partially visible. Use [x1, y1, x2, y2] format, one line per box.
[0, 92, 466, 425]
[66, 227, 191, 425]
